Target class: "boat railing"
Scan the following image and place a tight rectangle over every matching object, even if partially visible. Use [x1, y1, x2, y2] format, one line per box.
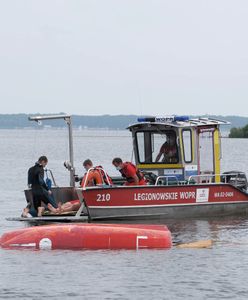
[188, 172, 246, 185]
[75, 187, 87, 217]
[155, 176, 179, 186]
[82, 167, 111, 190]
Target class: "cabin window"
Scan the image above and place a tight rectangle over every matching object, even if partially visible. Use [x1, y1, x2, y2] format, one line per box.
[136, 132, 145, 163]
[182, 129, 192, 163]
[153, 131, 179, 163]
[135, 130, 179, 164]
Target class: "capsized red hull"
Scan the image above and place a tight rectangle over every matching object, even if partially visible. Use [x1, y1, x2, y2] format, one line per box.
[0, 223, 172, 250]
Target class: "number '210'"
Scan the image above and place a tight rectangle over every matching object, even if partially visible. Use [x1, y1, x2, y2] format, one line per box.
[96, 193, 111, 202]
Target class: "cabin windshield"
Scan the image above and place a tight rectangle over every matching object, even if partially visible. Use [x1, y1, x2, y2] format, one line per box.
[136, 130, 179, 164]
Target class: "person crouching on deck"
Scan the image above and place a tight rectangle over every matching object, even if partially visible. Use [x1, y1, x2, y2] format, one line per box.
[80, 159, 110, 187]
[112, 157, 147, 186]
[59, 159, 112, 213]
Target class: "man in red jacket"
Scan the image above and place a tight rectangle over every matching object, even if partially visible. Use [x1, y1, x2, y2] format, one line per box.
[112, 157, 146, 186]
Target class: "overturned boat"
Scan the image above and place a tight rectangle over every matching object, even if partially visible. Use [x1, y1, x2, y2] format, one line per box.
[7, 114, 248, 222]
[0, 223, 172, 250]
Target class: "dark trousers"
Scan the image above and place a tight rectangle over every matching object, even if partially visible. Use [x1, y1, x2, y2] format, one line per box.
[31, 188, 58, 212]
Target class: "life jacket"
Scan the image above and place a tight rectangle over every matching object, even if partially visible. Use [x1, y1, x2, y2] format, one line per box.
[81, 169, 103, 187]
[120, 162, 144, 183]
[94, 166, 113, 185]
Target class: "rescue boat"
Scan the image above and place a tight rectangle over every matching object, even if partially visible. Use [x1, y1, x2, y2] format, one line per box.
[0, 224, 172, 250]
[8, 114, 248, 222]
[78, 115, 248, 220]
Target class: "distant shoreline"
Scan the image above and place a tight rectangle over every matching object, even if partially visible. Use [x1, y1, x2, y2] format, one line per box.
[0, 114, 247, 130]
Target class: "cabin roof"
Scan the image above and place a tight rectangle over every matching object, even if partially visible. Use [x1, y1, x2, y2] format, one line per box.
[127, 117, 230, 129]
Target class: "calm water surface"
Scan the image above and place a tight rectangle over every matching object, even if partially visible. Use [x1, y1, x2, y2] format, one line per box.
[1, 129, 248, 300]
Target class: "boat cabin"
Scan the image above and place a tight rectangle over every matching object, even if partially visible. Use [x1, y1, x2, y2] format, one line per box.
[128, 116, 230, 183]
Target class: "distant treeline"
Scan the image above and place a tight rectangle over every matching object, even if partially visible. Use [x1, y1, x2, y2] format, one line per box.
[229, 124, 248, 138]
[0, 113, 248, 130]
[0, 114, 138, 129]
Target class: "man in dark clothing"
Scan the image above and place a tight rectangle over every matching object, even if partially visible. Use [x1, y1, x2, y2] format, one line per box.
[23, 156, 58, 217]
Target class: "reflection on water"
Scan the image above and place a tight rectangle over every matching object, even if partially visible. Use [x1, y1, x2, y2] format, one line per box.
[1, 130, 248, 299]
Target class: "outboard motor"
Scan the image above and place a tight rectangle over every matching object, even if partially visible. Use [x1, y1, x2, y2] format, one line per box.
[221, 171, 248, 191]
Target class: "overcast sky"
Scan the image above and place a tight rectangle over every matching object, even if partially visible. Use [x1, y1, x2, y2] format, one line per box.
[0, 0, 248, 116]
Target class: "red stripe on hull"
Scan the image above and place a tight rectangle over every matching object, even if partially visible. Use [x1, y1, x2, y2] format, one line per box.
[82, 184, 248, 208]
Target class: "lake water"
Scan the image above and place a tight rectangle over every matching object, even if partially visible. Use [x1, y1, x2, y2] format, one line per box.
[1, 129, 248, 300]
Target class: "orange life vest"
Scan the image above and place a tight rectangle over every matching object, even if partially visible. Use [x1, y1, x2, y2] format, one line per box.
[120, 162, 145, 183]
[95, 166, 113, 185]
